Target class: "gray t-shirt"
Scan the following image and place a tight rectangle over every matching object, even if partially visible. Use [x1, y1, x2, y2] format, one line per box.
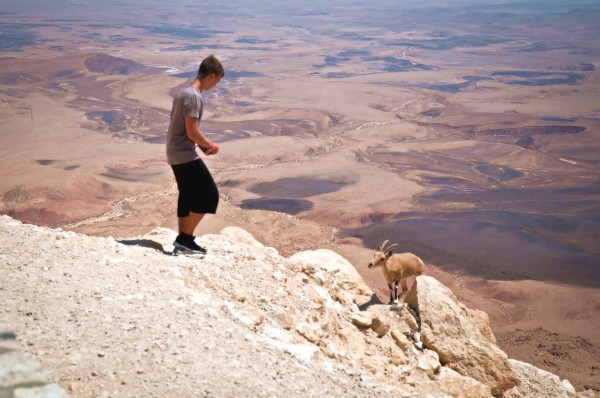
[166, 85, 204, 165]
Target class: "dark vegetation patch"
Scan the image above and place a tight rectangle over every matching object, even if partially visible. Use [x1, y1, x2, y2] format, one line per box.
[335, 32, 376, 42]
[53, 69, 84, 79]
[375, 56, 433, 72]
[219, 180, 241, 188]
[360, 212, 394, 225]
[100, 167, 161, 182]
[240, 198, 313, 215]
[388, 35, 510, 50]
[491, 71, 585, 86]
[539, 116, 577, 122]
[86, 109, 138, 131]
[81, 103, 168, 143]
[417, 81, 475, 93]
[394, 76, 490, 94]
[131, 25, 228, 40]
[142, 135, 166, 144]
[515, 136, 535, 149]
[160, 44, 226, 52]
[82, 32, 139, 43]
[249, 178, 345, 198]
[338, 49, 370, 57]
[463, 75, 493, 82]
[343, 210, 600, 287]
[315, 52, 432, 73]
[233, 100, 254, 107]
[420, 108, 443, 117]
[578, 63, 596, 71]
[0, 23, 43, 52]
[36, 159, 59, 166]
[473, 162, 524, 182]
[43, 18, 84, 23]
[507, 42, 569, 53]
[468, 125, 586, 138]
[315, 55, 349, 68]
[0, 73, 20, 85]
[421, 186, 600, 217]
[325, 72, 354, 79]
[236, 38, 278, 44]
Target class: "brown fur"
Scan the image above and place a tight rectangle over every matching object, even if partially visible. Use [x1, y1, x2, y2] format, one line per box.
[368, 246, 424, 304]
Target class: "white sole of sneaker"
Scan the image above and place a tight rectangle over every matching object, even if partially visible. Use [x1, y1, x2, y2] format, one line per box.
[173, 248, 206, 256]
[173, 242, 206, 256]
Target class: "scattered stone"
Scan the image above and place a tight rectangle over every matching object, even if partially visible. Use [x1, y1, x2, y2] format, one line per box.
[233, 293, 247, 303]
[370, 316, 391, 338]
[350, 312, 373, 327]
[417, 349, 441, 376]
[274, 312, 294, 330]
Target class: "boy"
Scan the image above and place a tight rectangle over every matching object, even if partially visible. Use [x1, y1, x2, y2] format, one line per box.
[166, 55, 224, 253]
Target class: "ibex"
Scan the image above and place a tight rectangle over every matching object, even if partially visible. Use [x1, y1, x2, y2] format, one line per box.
[368, 240, 425, 305]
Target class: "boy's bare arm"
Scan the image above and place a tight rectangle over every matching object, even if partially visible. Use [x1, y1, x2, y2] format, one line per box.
[185, 115, 219, 154]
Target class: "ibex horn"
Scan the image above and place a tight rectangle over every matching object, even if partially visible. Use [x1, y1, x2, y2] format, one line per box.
[385, 243, 399, 254]
[377, 240, 389, 251]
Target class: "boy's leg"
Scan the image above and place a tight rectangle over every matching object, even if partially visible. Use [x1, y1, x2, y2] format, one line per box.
[178, 212, 205, 235]
[174, 211, 207, 254]
[171, 158, 218, 251]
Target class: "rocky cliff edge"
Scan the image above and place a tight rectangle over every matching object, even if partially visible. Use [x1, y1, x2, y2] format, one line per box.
[0, 215, 593, 398]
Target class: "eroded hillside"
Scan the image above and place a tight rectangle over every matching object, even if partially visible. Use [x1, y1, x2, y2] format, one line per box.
[0, 216, 592, 398]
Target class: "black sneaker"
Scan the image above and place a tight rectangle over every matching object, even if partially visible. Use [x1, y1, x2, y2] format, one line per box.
[173, 233, 207, 254]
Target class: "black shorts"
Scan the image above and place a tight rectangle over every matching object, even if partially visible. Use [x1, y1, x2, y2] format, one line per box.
[171, 158, 219, 217]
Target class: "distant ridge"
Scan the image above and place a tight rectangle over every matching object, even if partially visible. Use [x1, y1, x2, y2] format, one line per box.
[84, 53, 160, 75]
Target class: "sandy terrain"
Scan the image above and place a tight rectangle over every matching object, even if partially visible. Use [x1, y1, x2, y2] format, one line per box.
[1, 0, 599, 392]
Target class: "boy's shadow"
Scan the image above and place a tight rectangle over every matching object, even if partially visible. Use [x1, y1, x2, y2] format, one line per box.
[117, 239, 174, 255]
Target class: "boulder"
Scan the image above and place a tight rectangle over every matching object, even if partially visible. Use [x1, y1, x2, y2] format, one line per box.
[350, 312, 373, 327]
[417, 349, 441, 376]
[437, 367, 492, 398]
[288, 249, 373, 301]
[405, 276, 518, 395]
[370, 315, 391, 338]
[219, 226, 265, 248]
[502, 359, 577, 398]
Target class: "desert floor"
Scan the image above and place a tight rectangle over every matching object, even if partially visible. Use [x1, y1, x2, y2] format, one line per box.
[1, 1, 599, 391]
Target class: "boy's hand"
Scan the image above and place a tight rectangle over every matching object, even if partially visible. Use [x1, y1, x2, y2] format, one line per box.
[202, 142, 219, 155]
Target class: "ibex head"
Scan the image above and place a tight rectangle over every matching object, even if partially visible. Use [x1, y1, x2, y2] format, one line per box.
[368, 240, 399, 268]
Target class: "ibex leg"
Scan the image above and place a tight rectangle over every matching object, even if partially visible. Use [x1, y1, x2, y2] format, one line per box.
[387, 283, 394, 304]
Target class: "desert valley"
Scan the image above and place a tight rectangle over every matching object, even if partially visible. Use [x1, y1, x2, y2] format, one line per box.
[1, 0, 599, 393]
